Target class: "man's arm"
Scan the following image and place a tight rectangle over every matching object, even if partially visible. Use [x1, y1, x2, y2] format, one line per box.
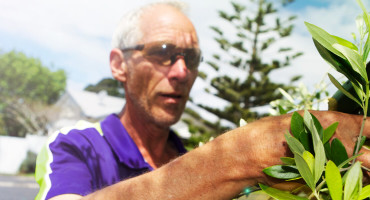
[50, 194, 82, 200]
[50, 111, 370, 200]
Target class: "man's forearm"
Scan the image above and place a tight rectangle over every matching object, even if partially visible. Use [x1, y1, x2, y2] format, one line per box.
[83, 129, 258, 200]
[82, 113, 297, 200]
[56, 114, 295, 200]
[50, 111, 370, 200]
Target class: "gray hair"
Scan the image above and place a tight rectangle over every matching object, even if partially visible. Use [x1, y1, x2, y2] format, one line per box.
[111, 0, 189, 49]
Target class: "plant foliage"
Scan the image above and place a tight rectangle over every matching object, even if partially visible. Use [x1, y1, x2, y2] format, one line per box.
[257, 0, 370, 199]
[185, 0, 303, 147]
[261, 111, 368, 199]
[0, 50, 66, 136]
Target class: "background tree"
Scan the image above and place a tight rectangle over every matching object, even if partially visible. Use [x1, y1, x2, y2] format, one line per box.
[184, 0, 303, 145]
[84, 78, 125, 97]
[0, 50, 66, 137]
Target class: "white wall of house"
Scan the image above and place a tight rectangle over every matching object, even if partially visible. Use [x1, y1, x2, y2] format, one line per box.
[0, 135, 47, 174]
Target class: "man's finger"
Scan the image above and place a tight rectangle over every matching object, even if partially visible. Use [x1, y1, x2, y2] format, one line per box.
[358, 146, 370, 168]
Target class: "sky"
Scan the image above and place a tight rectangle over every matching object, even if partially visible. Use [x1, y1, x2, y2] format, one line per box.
[0, 0, 368, 109]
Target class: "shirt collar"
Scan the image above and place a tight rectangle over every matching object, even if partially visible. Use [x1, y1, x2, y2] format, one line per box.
[100, 114, 187, 170]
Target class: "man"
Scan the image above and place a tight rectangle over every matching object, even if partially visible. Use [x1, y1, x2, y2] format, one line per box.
[35, 1, 370, 200]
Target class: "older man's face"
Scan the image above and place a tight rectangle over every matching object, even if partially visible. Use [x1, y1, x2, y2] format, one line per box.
[123, 5, 199, 128]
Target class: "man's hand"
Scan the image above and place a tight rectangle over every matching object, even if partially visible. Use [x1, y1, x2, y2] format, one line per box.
[227, 110, 370, 186]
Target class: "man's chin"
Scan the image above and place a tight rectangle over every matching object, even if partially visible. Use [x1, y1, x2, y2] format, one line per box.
[154, 111, 182, 127]
[157, 116, 181, 127]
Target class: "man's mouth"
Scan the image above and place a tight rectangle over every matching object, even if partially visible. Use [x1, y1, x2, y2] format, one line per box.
[159, 93, 184, 104]
[161, 94, 182, 99]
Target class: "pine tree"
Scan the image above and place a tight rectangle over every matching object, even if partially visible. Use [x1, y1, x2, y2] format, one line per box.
[85, 78, 125, 98]
[185, 0, 302, 144]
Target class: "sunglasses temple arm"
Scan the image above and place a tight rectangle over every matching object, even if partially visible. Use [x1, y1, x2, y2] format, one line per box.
[120, 44, 145, 52]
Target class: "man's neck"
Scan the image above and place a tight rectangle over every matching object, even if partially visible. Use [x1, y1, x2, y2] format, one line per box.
[119, 107, 178, 169]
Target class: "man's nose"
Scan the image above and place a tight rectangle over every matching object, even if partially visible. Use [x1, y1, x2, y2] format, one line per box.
[167, 56, 189, 82]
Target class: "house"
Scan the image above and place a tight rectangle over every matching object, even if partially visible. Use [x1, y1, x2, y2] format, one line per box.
[50, 89, 125, 131]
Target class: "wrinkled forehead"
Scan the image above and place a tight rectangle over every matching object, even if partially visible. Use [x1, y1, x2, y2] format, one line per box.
[139, 5, 199, 48]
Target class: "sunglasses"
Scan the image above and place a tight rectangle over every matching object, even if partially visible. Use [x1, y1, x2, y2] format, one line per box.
[120, 41, 202, 70]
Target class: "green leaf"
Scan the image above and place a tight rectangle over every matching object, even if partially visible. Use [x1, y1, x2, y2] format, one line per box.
[324, 142, 332, 160]
[338, 153, 363, 168]
[331, 138, 349, 167]
[357, 172, 363, 200]
[302, 151, 315, 173]
[294, 152, 315, 190]
[313, 38, 342, 69]
[314, 39, 364, 88]
[332, 35, 358, 51]
[323, 122, 338, 144]
[333, 43, 368, 81]
[279, 88, 295, 103]
[303, 111, 326, 183]
[299, 131, 313, 153]
[313, 141, 326, 183]
[343, 162, 361, 200]
[291, 112, 304, 139]
[263, 165, 300, 180]
[305, 22, 345, 59]
[352, 82, 365, 103]
[359, 184, 370, 199]
[356, 0, 370, 61]
[304, 111, 322, 131]
[328, 73, 362, 106]
[243, 190, 273, 199]
[303, 111, 322, 152]
[310, 114, 324, 141]
[278, 105, 288, 115]
[356, 13, 366, 34]
[303, 110, 315, 134]
[280, 157, 295, 165]
[363, 31, 370, 62]
[325, 160, 343, 200]
[285, 134, 305, 155]
[259, 184, 309, 200]
[355, 12, 370, 62]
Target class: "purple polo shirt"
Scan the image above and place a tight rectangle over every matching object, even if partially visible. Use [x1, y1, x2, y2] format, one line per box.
[35, 114, 187, 199]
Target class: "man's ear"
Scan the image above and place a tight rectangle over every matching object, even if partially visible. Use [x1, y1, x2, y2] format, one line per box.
[110, 48, 127, 83]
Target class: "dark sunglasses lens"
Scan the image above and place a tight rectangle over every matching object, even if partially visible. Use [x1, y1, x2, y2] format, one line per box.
[143, 43, 201, 69]
[184, 49, 201, 70]
[144, 43, 174, 63]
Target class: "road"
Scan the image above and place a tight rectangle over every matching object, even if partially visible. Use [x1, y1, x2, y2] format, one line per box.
[0, 174, 39, 200]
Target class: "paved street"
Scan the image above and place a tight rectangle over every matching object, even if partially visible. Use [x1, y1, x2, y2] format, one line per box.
[0, 174, 39, 200]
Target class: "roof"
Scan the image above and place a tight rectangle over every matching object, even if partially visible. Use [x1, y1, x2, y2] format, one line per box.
[68, 89, 125, 119]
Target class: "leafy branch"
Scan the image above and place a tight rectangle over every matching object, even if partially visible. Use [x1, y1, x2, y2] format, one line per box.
[261, 111, 369, 199]
[305, 0, 370, 162]
[257, 0, 370, 199]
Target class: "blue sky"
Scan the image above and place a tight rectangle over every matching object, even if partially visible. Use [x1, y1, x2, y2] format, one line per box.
[0, 0, 367, 109]
[288, 0, 329, 10]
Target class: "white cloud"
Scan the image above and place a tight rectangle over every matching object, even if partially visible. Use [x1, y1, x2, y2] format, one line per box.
[0, 0, 367, 108]
[272, 0, 363, 94]
[294, 2, 364, 79]
[0, 0, 230, 86]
